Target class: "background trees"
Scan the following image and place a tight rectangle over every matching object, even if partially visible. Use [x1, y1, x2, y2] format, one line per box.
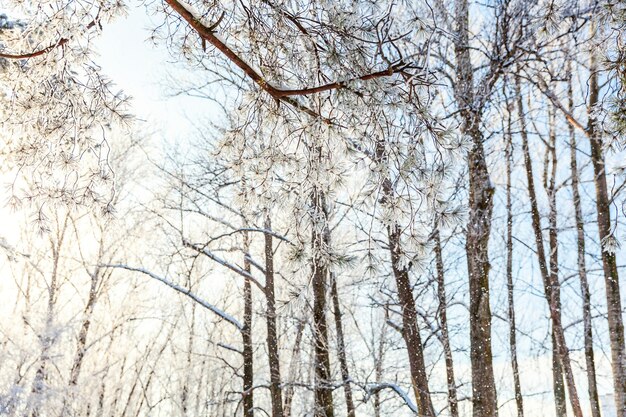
[0, 0, 625, 416]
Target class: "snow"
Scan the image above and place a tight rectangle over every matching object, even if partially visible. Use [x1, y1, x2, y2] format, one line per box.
[102, 264, 244, 331]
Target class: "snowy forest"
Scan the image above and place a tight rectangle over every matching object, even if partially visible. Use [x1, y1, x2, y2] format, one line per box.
[0, 0, 624, 417]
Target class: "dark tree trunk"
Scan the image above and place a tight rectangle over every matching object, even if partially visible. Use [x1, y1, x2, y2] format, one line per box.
[433, 230, 459, 417]
[515, 75, 583, 417]
[242, 231, 254, 417]
[330, 274, 356, 417]
[374, 137, 435, 417]
[388, 223, 436, 417]
[552, 332, 567, 417]
[311, 187, 335, 417]
[545, 107, 567, 417]
[504, 111, 524, 417]
[264, 215, 284, 417]
[566, 56, 601, 417]
[453, 0, 498, 413]
[587, 46, 626, 417]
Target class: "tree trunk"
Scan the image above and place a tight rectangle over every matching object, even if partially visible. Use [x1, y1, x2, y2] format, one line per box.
[553, 332, 567, 417]
[31, 216, 68, 417]
[388, 223, 436, 417]
[243, 231, 254, 417]
[453, 0, 498, 414]
[567, 57, 601, 417]
[374, 138, 435, 417]
[330, 273, 356, 417]
[434, 230, 459, 417]
[373, 317, 387, 417]
[545, 106, 567, 417]
[181, 302, 196, 415]
[264, 215, 284, 417]
[311, 187, 335, 417]
[68, 268, 100, 386]
[515, 74, 584, 417]
[587, 44, 626, 417]
[62, 264, 103, 417]
[504, 118, 524, 417]
[283, 319, 304, 417]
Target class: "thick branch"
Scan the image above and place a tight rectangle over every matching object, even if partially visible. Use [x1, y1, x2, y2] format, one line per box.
[0, 19, 98, 59]
[164, 0, 409, 99]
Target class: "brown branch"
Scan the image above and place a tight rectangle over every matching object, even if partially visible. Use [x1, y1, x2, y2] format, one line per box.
[0, 20, 98, 60]
[165, 0, 408, 100]
[534, 75, 589, 136]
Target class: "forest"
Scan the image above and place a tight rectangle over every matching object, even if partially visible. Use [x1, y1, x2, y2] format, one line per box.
[0, 0, 624, 416]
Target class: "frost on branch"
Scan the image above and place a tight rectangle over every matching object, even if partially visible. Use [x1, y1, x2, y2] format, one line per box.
[0, 3, 128, 226]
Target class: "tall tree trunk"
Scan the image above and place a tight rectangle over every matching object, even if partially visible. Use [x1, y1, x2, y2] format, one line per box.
[62, 264, 103, 417]
[504, 109, 524, 417]
[453, 0, 497, 414]
[375, 138, 435, 417]
[587, 41, 626, 417]
[545, 106, 567, 417]
[30, 216, 68, 417]
[553, 333, 567, 417]
[433, 230, 459, 417]
[283, 319, 304, 417]
[264, 214, 284, 417]
[181, 302, 196, 415]
[388, 223, 436, 417]
[242, 231, 254, 417]
[515, 75, 584, 417]
[567, 57, 602, 417]
[311, 187, 335, 417]
[330, 273, 356, 417]
[68, 268, 100, 386]
[373, 316, 387, 417]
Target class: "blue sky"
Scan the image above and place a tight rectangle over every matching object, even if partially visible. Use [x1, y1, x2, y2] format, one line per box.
[94, 4, 207, 147]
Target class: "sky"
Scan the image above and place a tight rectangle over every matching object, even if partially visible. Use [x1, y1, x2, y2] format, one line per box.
[94, 3, 208, 148]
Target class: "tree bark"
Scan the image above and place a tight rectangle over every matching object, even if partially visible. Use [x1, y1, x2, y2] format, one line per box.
[587, 43, 626, 417]
[546, 107, 567, 417]
[283, 319, 304, 417]
[433, 230, 459, 417]
[330, 273, 356, 417]
[566, 57, 602, 417]
[504, 117, 524, 417]
[453, 0, 498, 414]
[515, 75, 584, 417]
[311, 187, 335, 417]
[388, 223, 436, 417]
[553, 333, 567, 417]
[374, 138, 436, 417]
[264, 215, 284, 417]
[243, 231, 254, 417]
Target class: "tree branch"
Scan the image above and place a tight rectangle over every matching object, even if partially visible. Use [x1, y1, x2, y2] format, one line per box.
[101, 264, 244, 330]
[0, 19, 98, 59]
[164, 0, 410, 100]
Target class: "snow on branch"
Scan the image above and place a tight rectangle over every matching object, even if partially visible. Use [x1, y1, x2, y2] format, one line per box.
[101, 264, 243, 331]
[165, 0, 413, 100]
[182, 238, 265, 291]
[363, 382, 418, 414]
[0, 16, 99, 59]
